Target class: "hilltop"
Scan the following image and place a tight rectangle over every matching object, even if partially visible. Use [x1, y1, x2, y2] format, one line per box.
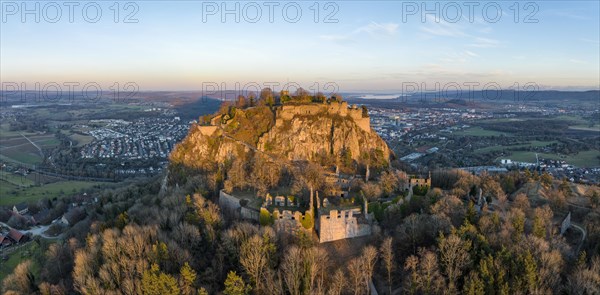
[170, 97, 392, 173]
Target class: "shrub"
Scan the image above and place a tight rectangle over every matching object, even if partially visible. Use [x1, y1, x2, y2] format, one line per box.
[44, 223, 64, 237]
[259, 208, 273, 226]
[413, 185, 429, 196]
[300, 213, 314, 229]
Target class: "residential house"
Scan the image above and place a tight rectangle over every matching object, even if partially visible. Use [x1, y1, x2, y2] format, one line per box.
[32, 209, 51, 225]
[12, 203, 28, 215]
[7, 228, 26, 244]
[0, 235, 12, 248]
[61, 207, 86, 226]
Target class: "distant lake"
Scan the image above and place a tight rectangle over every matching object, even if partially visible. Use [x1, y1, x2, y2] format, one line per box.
[356, 94, 408, 99]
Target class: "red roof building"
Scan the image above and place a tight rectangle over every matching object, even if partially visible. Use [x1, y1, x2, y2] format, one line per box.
[7, 228, 25, 243]
[0, 235, 12, 247]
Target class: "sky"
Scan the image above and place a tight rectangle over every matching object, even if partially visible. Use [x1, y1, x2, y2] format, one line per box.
[1, 0, 599, 92]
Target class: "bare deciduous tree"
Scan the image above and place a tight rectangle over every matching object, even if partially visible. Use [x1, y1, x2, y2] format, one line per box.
[327, 268, 346, 295]
[514, 193, 530, 213]
[566, 255, 600, 294]
[404, 249, 446, 295]
[2, 260, 35, 294]
[438, 233, 472, 293]
[347, 258, 363, 295]
[281, 246, 303, 295]
[240, 235, 269, 294]
[304, 247, 329, 294]
[380, 237, 394, 294]
[361, 246, 378, 295]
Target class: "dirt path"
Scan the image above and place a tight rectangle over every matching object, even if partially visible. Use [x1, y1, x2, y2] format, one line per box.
[570, 223, 587, 253]
[20, 133, 44, 158]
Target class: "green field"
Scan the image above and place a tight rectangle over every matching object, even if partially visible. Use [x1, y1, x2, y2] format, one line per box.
[0, 133, 60, 165]
[552, 115, 600, 131]
[569, 125, 600, 132]
[0, 149, 42, 165]
[0, 180, 104, 206]
[554, 115, 588, 124]
[58, 130, 95, 147]
[33, 138, 60, 147]
[479, 118, 529, 123]
[69, 133, 94, 147]
[0, 181, 19, 199]
[475, 141, 557, 154]
[0, 171, 34, 187]
[481, 115, 600, 132]
[453, 126, 510, 137]
[0, 124, 39, 138]
[500, 150, 600, 168]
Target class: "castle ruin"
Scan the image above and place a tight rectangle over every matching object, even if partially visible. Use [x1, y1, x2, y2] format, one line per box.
[218, 189, 373, 243]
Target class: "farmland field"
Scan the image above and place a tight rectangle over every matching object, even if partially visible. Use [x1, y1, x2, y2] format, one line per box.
[475, 141, 558, 154]
[0, 180, 105, 206]
[500, 150, 600, 168]
[0, 171, 34, 187]
[453, 126, 510, 137]
[69, 133, 94, 147]
[0, 133, 60, 165]
[0, 147, 42, 165]
[0, 124, 38, 137]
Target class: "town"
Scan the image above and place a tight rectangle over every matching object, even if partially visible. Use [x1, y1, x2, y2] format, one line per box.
[358, 98, 600, 184]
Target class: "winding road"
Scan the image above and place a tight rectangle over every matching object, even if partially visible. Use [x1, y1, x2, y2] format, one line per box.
[1, 220, 63, 239]
[570, 223, 587, 253]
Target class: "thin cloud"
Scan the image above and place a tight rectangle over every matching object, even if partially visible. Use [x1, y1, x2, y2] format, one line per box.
[319, 21, 399, 44]
[354, 22, 399, 36]
[420, 15, 467, 37]
[419, 16, 500, 49]
[464, 50, 479, 57]
[569, 59, 586, 64]
[469, 37, 500, 48]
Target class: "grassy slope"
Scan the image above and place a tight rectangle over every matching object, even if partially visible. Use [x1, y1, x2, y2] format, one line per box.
[0, 241, 44, 287]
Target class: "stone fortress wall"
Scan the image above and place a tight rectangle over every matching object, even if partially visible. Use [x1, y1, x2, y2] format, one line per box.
[219, 190, 243, 217]
[219, 190, 373, 243]
[218, 190, 260, 220]
[317, 207, 372, 243]
[270, 209, 311, 236]
[197, 101, 371, 137]
[275, 102, 371, 133]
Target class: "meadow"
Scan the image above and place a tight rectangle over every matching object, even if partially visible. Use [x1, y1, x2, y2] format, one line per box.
[0, 242, 41, 283]
[475, 140, 558, 154]
[0, 180, 104, 206]
[452, 126, 510, 137]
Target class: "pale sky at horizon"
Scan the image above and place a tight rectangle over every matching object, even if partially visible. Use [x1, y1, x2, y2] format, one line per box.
[1, 0, 599, 92]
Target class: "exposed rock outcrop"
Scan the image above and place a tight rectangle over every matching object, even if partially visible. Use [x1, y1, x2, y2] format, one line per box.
[170, 101, 392, 169]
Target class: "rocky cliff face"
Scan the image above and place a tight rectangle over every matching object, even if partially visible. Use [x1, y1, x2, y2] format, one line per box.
[170, 102, 392, 170]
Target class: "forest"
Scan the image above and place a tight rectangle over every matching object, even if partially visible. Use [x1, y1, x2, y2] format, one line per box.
[2, 166, 600, 295]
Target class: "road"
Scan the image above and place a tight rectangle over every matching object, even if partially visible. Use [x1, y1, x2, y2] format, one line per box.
[1, 220, 63, 239]
[570, 223, 587, 253]
[20, 133, 44, 158]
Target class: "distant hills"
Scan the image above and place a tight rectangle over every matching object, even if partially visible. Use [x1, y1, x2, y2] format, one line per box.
[346, 90, 600, 103]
